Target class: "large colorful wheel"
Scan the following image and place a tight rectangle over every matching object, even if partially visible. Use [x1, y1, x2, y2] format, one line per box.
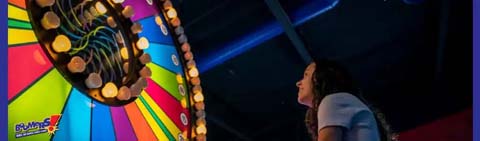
[7, 0, 206, 140]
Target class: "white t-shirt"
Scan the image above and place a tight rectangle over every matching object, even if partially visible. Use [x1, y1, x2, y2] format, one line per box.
[317, 92, 380, 141]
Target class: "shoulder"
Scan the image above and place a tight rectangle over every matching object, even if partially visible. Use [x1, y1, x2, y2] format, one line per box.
[320, 92, 368, 110]
[317, 93, 372, 130]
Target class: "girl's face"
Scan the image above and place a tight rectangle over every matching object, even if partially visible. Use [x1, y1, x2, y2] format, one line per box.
[296, 63, 316, 107]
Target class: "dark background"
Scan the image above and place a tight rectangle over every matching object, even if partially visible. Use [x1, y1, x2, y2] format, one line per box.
[176, 0, 471, 140]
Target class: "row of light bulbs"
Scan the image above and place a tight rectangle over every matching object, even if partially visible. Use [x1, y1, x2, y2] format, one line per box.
[159, 0, 207, 140]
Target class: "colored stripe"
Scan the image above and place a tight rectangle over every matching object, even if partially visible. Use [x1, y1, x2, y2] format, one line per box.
[146, 63, 183, 101]
[8, 44, 52, 100]
[137, 94, 175, 140]
[8, 28, 37, 46]
[122, 0, 160, 22]
[144, 43, 183, 75]
[110, 107, 137, 141]
[8, 4, 29, 22]
[8, 0, 26, 9]
[141, 91, 182, 135]
[92, 101, 115, 141]
[138, 16, 174, 45]
[8, 18, 32, 29]
[53, 88, 92, 141]
[124, 102, 157, 141]
[145, 79, 186, 130]
[8, 69, 72, 141]
[134, 97, 170, 140]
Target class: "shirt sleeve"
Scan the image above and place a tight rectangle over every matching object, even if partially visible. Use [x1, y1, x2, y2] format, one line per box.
[317, 93, 368, 131]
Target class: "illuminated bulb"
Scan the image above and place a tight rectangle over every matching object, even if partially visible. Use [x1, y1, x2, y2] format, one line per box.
[181, 97, 187, 108]
[193, 93, 204, 102]
[186, 60, 196, 69]
[163, 0, 173, 10]
[195, 110, 206, 118]
[122, 6, 135, 18]
[89, 6, 99, 17]
[196, 118, 206, 126]
[171, 18, 181, 27]
[107, 17, 116, 27]
[181, 43, 191, 52]
[192, 85, 202, 94]
[139, 66, 152, 78]
[102, 82, 118, 98]
[195, 102, 205, 110]
[176, 74, 183, 84]
[178, 34, 188, 44]
[85, 73, 102, 88]
[67, 56, 86, 73]
[95, 2, 107, 15]
[36, 0, 55, 7]
[112, 0, 124, 4]
[136, 37, 149, 50]
[166, 8, 177, 19]
[196, 124, 207, 134]
[131, 22, 143, 34]
[117, 86, 131, 100]
[188, 67, 199, 77]
[191, 77, 201, 85]
[123, 62, 129, 73]
[139, 53, 152, 64]
[120, 47, 129, 60]
[41, 11, 60, 30]
[130, 84, 142, 97]
[175, 26, 184, 35]
[155, 16, 163, 26]
[52, 35, 71, 53]
[184, 51, 193, 61]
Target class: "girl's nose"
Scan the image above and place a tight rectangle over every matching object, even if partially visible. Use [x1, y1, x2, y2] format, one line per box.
[296, 81, 301, 87]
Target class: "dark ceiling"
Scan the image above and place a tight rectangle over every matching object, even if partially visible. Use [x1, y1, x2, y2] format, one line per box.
[174, 0, 471, 140]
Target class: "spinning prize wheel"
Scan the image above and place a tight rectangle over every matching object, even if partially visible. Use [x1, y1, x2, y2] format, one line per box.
[8, 0, 206, 140]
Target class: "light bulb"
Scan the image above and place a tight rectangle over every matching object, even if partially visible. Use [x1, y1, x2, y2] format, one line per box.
[188, 67, 199, 78]
[41, 11, 60, 30]
[196, 124, 207, 135]
[193, 93, 204, 102]
[52, 35, 71, 53]
[136, 37, 149, 50]
[112, 0, 125, 4]
[120, 47, 129, 60]
[102, 82, 118, 98]
[122, 5, 134, 18]
[95, 2, 107, 15]
[107, 16, 117, 28]
[167, 8, 177, 19]
[176, 74, 183, 84]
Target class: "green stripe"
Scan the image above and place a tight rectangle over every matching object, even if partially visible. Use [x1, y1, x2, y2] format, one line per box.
[138, 96, 175, 141]
[8, 69, 72, 141]
[146, 63, 183, 101]
[8, 18, 32, 29]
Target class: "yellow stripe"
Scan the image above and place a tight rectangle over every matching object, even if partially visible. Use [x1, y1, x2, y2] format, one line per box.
[8, 4, 30, 22]
[135, 96, 169, 141]
[141, 91, 182, 135]
[8, 28, 37, 45]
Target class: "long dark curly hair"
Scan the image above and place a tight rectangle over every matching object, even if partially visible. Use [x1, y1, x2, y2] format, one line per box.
[304, 58, 397, 141]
